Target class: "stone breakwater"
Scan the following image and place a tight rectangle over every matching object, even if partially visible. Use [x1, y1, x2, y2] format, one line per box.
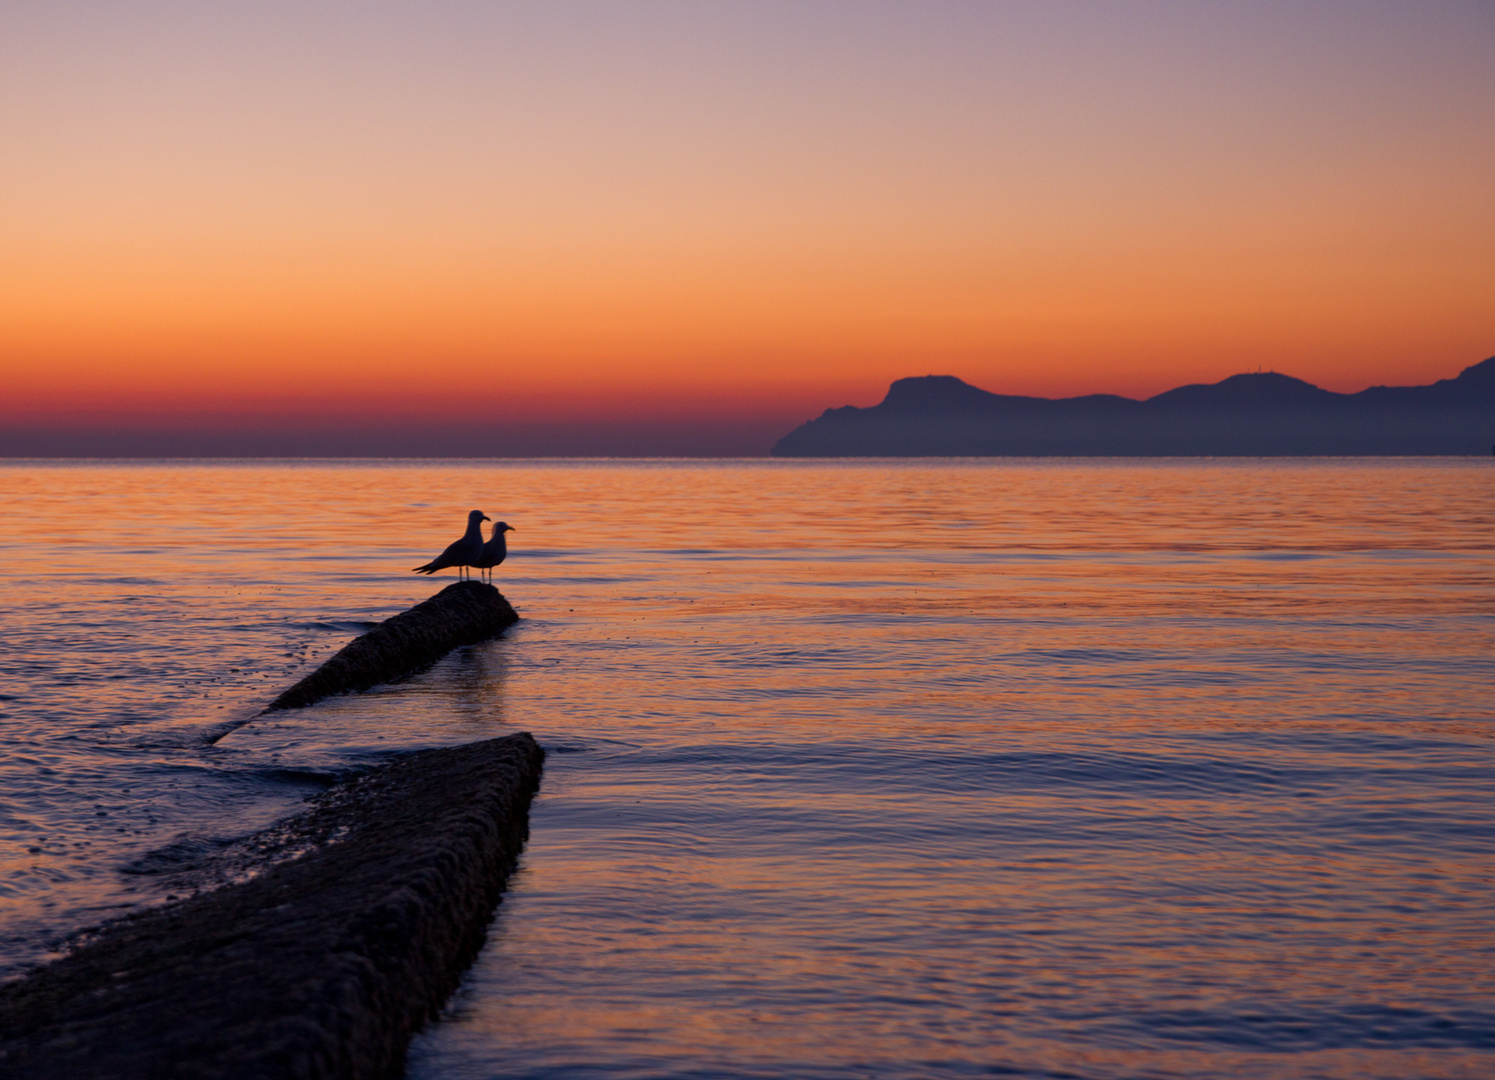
[0, 732, 545, 1080]
[1, 584, 538, 1078]
[267, 579, 519, 711]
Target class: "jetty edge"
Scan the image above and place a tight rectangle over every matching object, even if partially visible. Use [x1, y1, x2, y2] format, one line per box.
[267, 579, 519, 711]
[0, 732, 545, 1080]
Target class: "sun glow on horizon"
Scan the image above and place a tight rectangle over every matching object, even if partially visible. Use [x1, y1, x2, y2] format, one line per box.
[2, 2, 1492, 448]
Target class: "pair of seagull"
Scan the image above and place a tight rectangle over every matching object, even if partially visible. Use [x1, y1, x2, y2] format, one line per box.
[412, 509, 513, 582]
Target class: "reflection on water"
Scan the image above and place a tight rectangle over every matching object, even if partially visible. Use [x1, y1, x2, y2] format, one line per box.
[2, 459, 1494, 1078]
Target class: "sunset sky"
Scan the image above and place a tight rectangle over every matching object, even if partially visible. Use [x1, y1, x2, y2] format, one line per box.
[2, 1, 1492, 454]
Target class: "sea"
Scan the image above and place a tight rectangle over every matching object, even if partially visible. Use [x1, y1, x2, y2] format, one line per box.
[1, 458, 1492, 1079]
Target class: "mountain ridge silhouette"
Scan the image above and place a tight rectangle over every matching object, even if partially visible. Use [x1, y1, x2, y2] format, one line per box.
[771, 357, 1495, 456]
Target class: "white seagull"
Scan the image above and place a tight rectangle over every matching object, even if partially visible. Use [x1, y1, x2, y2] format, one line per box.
[474, 521, 515, 583]
[412, 510, 490, 579]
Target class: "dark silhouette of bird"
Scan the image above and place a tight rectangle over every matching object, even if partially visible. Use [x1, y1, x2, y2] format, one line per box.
[474, 521, 515, 583]
[412, 510, 489, 578]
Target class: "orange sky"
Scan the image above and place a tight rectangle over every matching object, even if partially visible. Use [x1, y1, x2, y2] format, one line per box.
[2, 2, 1492, 449]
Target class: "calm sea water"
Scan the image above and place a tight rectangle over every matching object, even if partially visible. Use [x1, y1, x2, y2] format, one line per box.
[2, 459, 1493, 1079]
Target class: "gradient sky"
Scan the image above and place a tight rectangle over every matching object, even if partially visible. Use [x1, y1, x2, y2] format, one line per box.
[2, 1, 1493, 452]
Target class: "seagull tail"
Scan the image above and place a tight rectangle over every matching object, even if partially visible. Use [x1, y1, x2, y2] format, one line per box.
[412, 562, 440, 574]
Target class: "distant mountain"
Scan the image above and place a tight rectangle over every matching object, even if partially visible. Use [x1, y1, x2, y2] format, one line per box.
[771, 357, 1495, 456]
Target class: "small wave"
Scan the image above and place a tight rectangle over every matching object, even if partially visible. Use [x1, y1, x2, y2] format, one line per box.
[119, 835, 234, 877]
[297, 620, 381, 633]
[1121, 1003, 1495, 1051]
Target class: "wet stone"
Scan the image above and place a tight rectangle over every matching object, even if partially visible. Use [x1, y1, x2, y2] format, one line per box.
[266, 580, 519, 712]
[0, 733, 545, 1080]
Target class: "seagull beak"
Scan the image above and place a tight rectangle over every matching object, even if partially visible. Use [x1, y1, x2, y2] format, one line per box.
[482, 514, 491, 521]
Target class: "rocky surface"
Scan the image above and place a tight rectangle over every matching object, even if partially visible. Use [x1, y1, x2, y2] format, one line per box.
[0, 732, 545, 1080]
[267, 580, 519, 711]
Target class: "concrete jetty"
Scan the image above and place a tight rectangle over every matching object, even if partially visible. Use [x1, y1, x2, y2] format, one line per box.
[0, 732, 545, 1079]
[267, 580, 519, 711]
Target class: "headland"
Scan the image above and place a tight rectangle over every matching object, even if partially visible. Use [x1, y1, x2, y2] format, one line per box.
[772, 356, 1495, 456]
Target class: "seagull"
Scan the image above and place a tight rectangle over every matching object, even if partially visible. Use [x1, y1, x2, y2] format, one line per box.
[474, 521, 515, 583]
[412, 510, 490, 578]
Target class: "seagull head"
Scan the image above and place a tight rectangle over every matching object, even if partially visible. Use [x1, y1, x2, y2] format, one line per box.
[493, 521, 515, 534]
[468, 509, 490, 523]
